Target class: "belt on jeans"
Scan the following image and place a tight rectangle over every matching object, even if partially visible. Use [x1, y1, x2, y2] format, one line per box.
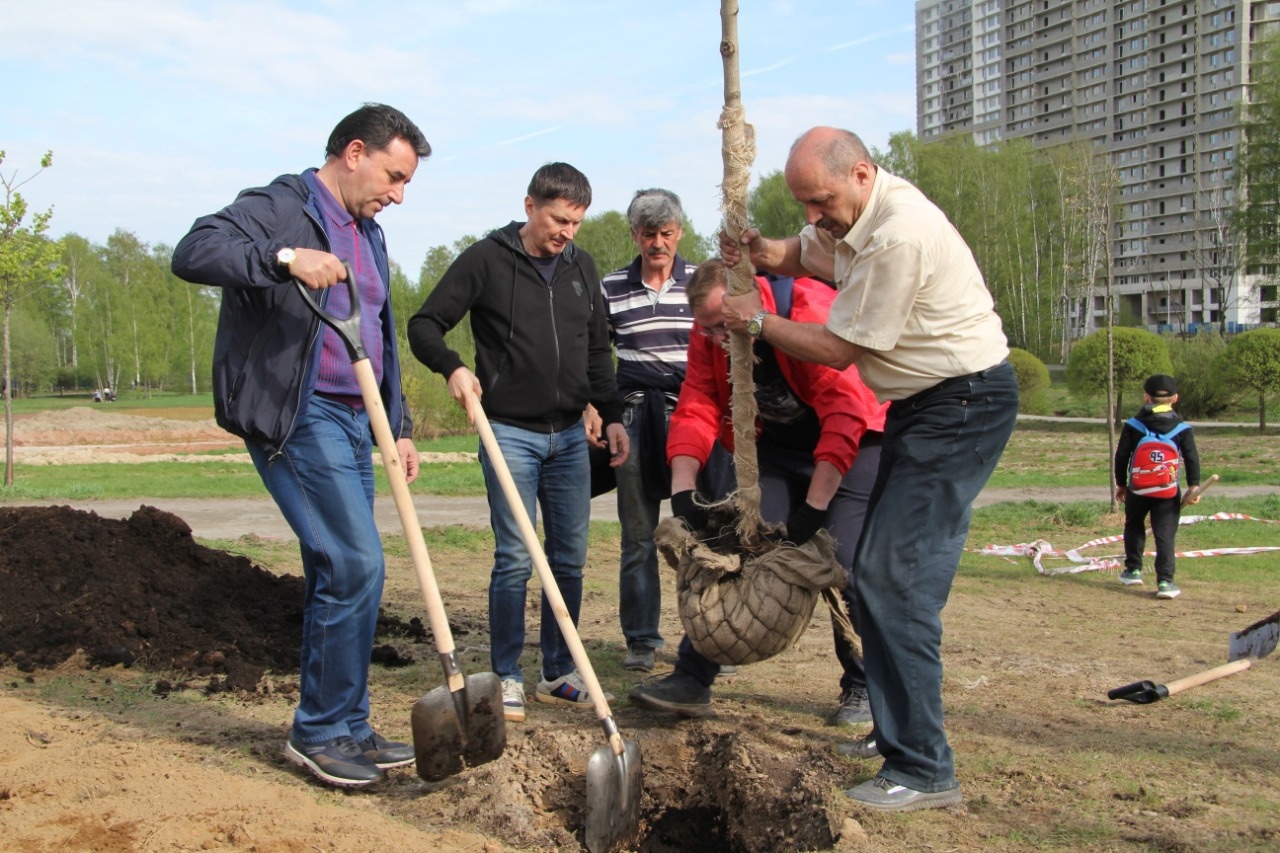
[898, 360, 1010, 408]
[623, 391, 679, 407]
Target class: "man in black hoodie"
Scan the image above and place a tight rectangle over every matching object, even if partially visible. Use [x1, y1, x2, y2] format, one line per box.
[408, 162, 629, 725]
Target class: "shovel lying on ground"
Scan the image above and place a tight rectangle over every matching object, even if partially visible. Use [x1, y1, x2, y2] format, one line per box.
[1107, 607, 1279, 704]
[294, 273, 505, 781]
[464, 394, 641, 853]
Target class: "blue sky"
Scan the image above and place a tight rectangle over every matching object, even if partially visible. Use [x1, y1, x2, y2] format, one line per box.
[4, 0, 917, 275]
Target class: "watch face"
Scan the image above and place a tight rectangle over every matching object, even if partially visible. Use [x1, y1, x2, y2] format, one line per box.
[277, 248, 297, 267]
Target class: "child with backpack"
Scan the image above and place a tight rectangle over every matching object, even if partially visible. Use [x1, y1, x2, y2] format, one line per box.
[1113, 374, 1202, 599]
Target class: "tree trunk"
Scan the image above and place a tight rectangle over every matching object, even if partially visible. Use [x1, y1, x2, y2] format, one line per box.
[3, 300, 14, 487]
[719, 0, 763, 544]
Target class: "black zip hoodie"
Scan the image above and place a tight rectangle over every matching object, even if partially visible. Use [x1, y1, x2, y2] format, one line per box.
[407, 221, 622, 432]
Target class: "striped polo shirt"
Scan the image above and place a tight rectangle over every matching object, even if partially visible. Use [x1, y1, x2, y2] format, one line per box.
[601, 254, 698, 396]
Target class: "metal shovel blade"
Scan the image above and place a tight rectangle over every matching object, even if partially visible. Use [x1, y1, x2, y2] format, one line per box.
[411, 672, 506, 782]
[584, 738, 643, 853]
[1228, 608, 1280, 663]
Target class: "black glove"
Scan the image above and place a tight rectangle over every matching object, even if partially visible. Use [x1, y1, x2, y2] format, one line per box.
[785, 502, 829, 547]
[671, 490, 709, 531]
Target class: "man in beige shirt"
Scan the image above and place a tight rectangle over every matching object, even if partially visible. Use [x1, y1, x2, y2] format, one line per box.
[719, 126, 1018, 813]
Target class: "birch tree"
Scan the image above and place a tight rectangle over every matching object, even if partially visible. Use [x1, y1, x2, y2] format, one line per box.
[0, 150, 62, 486]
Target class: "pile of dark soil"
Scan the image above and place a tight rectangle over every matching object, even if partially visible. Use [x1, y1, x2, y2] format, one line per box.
[0, 504, 422, 691]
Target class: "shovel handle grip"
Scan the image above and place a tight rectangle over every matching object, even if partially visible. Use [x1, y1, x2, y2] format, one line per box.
[292, 271, 365, 362]
[1162, 658, 1251, 696]
[466, 394, 623, 750]
[295, 268, 465, 693]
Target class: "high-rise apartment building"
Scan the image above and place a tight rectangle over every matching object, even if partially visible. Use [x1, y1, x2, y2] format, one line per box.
[915, 0, 1280, 335]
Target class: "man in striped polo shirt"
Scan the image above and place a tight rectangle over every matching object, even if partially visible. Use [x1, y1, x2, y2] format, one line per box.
[586, 188, 725, 673]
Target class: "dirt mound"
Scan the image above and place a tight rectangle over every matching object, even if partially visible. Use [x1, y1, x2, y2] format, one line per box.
[0, 504, 308, 689]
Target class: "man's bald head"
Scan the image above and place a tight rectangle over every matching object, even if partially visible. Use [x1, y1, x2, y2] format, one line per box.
[783, 127, 876, 240]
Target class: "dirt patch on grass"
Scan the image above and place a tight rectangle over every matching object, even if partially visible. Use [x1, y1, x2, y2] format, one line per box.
[5, 406, 476, 465]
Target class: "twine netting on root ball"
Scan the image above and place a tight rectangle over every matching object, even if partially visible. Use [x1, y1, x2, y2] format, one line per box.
[655, 499, 846, 666]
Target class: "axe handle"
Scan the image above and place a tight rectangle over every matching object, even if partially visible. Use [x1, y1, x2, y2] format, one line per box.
[1162, 658, 1251, 696]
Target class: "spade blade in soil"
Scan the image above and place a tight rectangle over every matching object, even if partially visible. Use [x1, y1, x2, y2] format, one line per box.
[584, 737, 643, 853]
[410, 673, 506, 782]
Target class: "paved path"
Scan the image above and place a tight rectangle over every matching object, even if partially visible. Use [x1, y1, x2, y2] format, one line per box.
[16, 484, 1280, 542]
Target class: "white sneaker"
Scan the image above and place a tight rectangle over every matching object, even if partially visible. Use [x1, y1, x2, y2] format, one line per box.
[534, 670, 614, 707]
[501, 679, 525, 722]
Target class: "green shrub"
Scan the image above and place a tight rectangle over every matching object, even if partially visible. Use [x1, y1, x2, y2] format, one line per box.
[1168, 329, 1234, 418]
[1066, 327, 1172, 426]
[1009, 348, 1051, 414]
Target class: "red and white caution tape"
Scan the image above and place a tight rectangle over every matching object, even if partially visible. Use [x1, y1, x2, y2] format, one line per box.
[972, 512, 1280, 576]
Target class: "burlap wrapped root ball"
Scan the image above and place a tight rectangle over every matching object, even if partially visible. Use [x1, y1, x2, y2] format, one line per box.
[654, 501, 848, 666]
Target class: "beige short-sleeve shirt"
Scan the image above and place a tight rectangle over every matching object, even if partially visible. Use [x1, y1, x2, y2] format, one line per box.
[801, 169, 1009, 400]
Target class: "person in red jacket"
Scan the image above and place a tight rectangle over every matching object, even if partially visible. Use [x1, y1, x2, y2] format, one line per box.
[629, 258, 887, 724]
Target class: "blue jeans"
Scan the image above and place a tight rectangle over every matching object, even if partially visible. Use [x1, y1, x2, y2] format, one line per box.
[247, 396, 385, 745]
[855, 361, 1018, 793]
[616, 405, 664, 651]
[480, 419, 591, 683]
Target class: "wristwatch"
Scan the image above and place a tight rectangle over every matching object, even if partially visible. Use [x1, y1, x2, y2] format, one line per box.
[276, 247, 297, 270]
[746, 309, 770, 338]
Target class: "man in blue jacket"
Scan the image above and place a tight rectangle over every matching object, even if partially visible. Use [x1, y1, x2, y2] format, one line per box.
[172, 103, 432, 789]
[408, 163, 629, 725]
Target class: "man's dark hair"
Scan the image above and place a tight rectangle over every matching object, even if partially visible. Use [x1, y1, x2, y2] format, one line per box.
[527, 162, 592, 208]
[326, 103, 432, 160]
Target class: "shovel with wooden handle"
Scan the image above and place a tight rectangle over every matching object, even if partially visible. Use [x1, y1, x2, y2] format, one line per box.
[1108, 607, 1279, 704]
[463, 393, 641, 853]
[293, 272, 505, 782]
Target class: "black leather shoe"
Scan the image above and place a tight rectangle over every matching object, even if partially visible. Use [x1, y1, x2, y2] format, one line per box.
[835, 735, 880, 759]
[628, 672, 713, 718]
[358, 731, 416, 769]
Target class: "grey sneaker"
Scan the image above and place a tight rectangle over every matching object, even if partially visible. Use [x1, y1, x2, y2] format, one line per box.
[1119, 568, 1144, 586]
[623, 645, 655, 673]
[832, 685, 872, 726]
[357, 731, 415, 769]
[285, 735, 384, 787]
[501, 679, 526, 722]
[629, 672, 713, 717]
[844, 775, 962, 812]
[834, 735, 879, 759]
[1156, 580, 1182, 599]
